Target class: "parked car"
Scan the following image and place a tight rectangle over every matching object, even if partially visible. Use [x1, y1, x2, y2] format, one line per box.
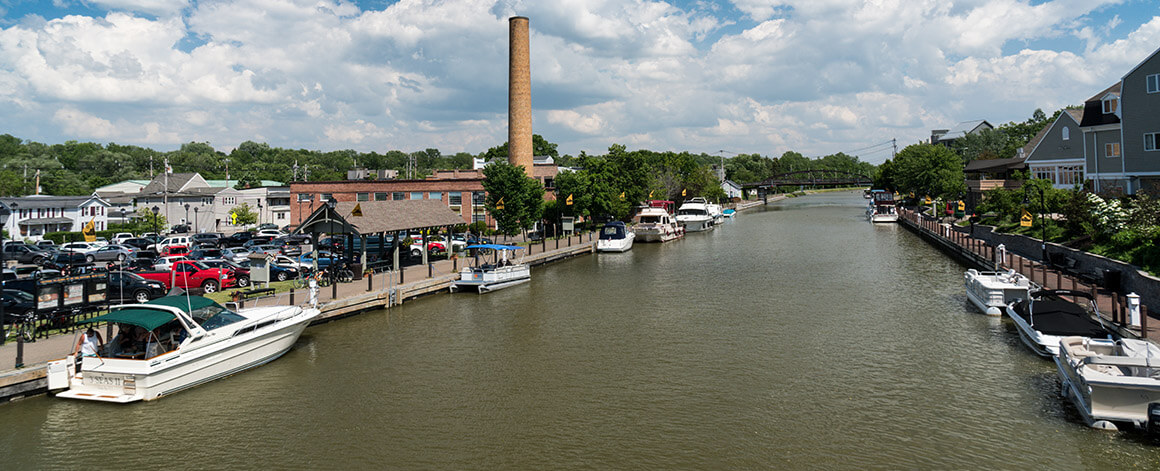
[87, 244, 133, 263]
[106, 271, 167, 303]
[123, 254, 156, 272]
[111, 232, 135, 244]
[140, 232, 160, 240]
[188, 248, 225, 260]
[249, 244, 282, 256]
[199, 259, 250, 288]
[170, 224, 191, 234]
[220, 231, 253, 248]
[93, 237, 110, 247]
[60, 241, 101, 254]
[35, 240, 57, 249]
[136, 260, 236, 293]
[221, 247, 253, 264]
[242, 236, 275, 249]
[122, 237, 156, 251]
[272, 237, 305, 256]
[42, 252, 92, 272]
[151, 236, 191, 253]
[257, 223, 279, 231]
[1, 289, 37, 323]
[152, 255, 189, 271]
[267, 262, 301, 282]
[2, 242, 53, 264]
[160, 245, 190, 257]
[191, 232, 221, 248]
[256, 229, 284, 238]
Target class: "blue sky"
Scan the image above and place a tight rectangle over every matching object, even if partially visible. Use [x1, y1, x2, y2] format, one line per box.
[0, 0, 1157, 164]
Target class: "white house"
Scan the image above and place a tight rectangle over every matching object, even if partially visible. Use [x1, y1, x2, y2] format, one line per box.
[0, 195, 112, 241]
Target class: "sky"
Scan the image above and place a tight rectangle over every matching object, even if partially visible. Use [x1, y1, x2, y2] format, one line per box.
[0, 0, 1157, 164]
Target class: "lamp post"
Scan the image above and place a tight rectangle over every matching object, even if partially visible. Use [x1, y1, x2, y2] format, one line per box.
[151, 206, 160, 234]
[1037, 185, 1048, 264]
[194, 207, 199, 233]
[184, 203, 190, 229]
[0, 202, 10, 346]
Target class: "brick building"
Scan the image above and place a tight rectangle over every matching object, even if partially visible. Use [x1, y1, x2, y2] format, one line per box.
[289, 170, 493, 229]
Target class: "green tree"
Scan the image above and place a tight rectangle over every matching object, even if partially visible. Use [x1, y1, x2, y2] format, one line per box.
[481, 161, 544, 236]
[873, 159, 897, 191]
[893, 143, 965, 200]
[138, 207, 167, 234]
[230, 202, 258, 226]
[951, 128, 1011, 161]
[482, 134, 560, 161]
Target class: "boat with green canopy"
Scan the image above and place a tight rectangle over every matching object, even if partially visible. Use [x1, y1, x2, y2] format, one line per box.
[48, 295, 320, 403]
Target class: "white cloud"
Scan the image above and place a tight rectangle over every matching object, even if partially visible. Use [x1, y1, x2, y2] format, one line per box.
[89, 0, 190, 16]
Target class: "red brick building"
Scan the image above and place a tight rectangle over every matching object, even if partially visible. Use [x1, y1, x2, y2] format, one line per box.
[289, 170, 494, 228]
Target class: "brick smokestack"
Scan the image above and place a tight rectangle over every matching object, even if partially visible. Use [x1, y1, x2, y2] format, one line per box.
[508, 16, 533, 176]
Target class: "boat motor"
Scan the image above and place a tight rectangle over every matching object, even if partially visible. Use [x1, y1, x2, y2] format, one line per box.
[1148, 403, 1160, 435]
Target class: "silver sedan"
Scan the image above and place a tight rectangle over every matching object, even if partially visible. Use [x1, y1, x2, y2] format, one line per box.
[87, 244, 134, 263]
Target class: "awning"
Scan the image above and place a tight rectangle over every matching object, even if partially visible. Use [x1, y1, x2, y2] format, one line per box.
[80, 308, 176, 331]
[465, 244, 524, 251]
[147, 295, 219, 313]
[18, 217, 73, 226]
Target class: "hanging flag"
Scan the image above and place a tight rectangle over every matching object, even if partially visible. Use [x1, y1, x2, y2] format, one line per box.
[82, 218, 96, 242]
[351, 203, 363, 217]
[648, 190, 654, 198]
[1020, 209, 1033, 227]
[681, 188, 686, 197]
[566, 194, 573, 205]
[496, 197, 504, 210]
[957, 200, 965, 212]
[619, 192, 625, 200]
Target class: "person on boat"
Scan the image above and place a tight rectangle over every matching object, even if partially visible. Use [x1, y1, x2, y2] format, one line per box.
[74, 327, 103, 358]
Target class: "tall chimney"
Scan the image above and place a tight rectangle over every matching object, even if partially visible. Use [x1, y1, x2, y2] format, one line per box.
[508, 16, 533, 176]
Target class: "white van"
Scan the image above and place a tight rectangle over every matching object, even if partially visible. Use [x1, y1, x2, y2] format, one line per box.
[112, 232, 135, 244]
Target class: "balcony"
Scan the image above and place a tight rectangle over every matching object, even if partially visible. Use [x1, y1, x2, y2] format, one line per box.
[967, 179, 1024, 192]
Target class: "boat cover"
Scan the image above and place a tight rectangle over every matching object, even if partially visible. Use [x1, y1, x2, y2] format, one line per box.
[599, 222, 628, 240]
[80, 308, 176, 331]
[147, 295, 219, 313]
[1010, 299, 1114, 338]
[464, 244, 524, 251]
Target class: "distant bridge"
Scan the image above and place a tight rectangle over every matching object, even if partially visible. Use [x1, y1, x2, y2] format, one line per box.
[742, 170, 873, 190]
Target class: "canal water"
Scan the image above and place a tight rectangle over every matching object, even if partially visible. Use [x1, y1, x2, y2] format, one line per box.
[3, 190, 1160, 469]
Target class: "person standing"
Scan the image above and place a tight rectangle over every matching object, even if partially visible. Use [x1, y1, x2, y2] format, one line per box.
[74, 327, 103, 358]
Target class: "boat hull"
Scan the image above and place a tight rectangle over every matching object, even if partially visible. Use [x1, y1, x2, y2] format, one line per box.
[964, 270, 1032, 316]
[1005, 304, 1060, 357]
[597, 235, 634, 252]
[677, 216, 714, 232]
[868, 213, 898, 223]
[56, 307, 318, 403]
[451, 265, 531, 293]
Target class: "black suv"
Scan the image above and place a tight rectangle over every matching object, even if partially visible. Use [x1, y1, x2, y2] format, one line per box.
[42, 252, 93, 272]
[106, 271, 167, 303]
[220, 231, 253, 248]
[188, 248, 225, 260]
[191, 233, 220, 248]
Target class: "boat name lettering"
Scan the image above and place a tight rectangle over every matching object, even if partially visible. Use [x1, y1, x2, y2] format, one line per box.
[86, 374, 122, 386]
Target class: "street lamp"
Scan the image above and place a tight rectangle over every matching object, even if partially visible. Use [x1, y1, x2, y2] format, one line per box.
[194, 207, 199, 233]
[184, 203, 190, 228]
[1023, 186, 1049, 264]
[151, 206, 160, 234]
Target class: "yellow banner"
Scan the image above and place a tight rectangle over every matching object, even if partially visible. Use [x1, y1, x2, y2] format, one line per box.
[957, 201, 965, 211]
[82, 218, 96, 242]
[351, 203, 363, 217]
[566, 194, 573, 205]
[496, 197, 504, 210]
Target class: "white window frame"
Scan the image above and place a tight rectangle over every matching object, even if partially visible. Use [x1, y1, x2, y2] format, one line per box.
[1061, 127, 1069, 141]
[1145, 132, 1160, 152]
[1102, 97, 1118, 114]
[1148, 74, 1160, 94]
[297, 193, 312, 202]
[357, 192, 369, 202]
[1105, 142, 1121, 158]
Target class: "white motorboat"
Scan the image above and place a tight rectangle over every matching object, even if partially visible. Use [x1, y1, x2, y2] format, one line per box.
[707, 201, 725, 225]
[1005, 289, 1118, 358]
[722, 208, 737, 219]
[1055, 336, 1160, 431]
[633, 201, 684, 243]
[964, 269, 1035, 316]
[676, 198, 715, 232]
[597, 221, 634, 252]
[49, 295, 320, 403]
[866, 189, 898, 223]
[451, 244, 530, 293]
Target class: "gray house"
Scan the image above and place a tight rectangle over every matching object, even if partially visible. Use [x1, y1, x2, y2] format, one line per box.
[1024, 109, 1085, 189]
[1120, 47, 1160, 193]
[1082, 83, 1125, 193]
[930, 120, 994, 147]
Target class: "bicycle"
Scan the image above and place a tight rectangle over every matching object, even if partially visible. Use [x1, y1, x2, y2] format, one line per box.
[3, 312, 38, 343]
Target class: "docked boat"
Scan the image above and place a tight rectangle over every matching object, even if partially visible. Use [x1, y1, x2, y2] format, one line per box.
[49, 295, 320, 403]
[722, 208, 736, 219]
[597, 221, 634, 252]
[1005, 289, 1118, 358]
[964, 269, 1035, 316]
[1055, 336, 1160, 431]
[451, 244, 530, 293]
[633, 201, 684, 243]
[866, 189, 898, 223]
[707, 201, 725, 225]
[675, 198, 715, 232]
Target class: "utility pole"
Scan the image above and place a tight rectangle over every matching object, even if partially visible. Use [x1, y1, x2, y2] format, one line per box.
[292, 160, 299, 181]
[164, 157, 170, 230]
[224, 158, 230, 188]
[892, 138, 897, 160]
[149, 155, 154, 177]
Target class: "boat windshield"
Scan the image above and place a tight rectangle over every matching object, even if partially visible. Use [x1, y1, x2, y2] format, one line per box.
[677, 209, 707, 216]
[639, 216, 661, 224]
[600, 225, 625, 239]
[193, 304, 247, 330]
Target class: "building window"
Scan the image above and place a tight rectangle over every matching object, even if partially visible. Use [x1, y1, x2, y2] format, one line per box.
[392, 192, 405, 201]
[1145, 133, 1160, 152]
[449, 191, 462, 205]
[1149, 74, 1160, 94]
[202, 197, 214, 205]
[1061, 127, 1069, 141]
[297, 193, 312, 202]
[410, 192, 423, 200]
[374, 192, 387, 201]
[1032, 167, 1052, 181]
[223, 197, 236, 205]
[1105, 142, 1120, 157]
[1102, 97, 1118, 114]
[472, 191, 485, 205]
[429, 192, 442, 201]
[277, 212, 286, 220]
[321, 193, 333, 202]
[357, 193, 369, 201]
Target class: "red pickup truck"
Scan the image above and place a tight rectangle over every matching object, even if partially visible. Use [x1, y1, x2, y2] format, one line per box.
[136, 260, 237, 293]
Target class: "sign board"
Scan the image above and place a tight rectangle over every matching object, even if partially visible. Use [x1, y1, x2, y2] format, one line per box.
[561, 216, 575, 233]
[62, 283, 85, 305]
[249, 254, 271, 284]
[1020, 209, 1033, 227]
[957, 201, 965, 212]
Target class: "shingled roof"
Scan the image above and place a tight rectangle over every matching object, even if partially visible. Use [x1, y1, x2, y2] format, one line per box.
[295, 199, 466, 236]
